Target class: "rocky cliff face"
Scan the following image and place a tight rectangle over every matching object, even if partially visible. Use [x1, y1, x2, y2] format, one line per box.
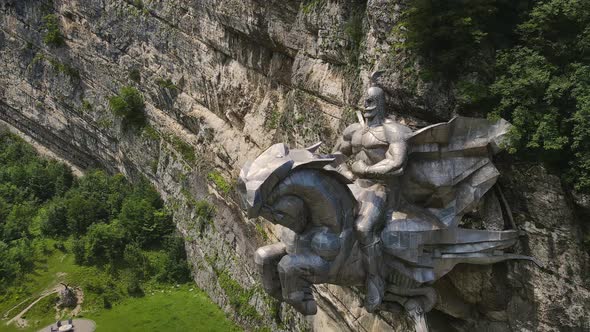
[1, 0, 589, 331]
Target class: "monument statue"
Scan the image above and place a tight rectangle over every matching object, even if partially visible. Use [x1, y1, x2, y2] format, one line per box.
[237, 72, 538, 329]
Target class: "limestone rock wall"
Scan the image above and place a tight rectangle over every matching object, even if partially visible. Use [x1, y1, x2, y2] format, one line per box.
[1, 0, 589, 331]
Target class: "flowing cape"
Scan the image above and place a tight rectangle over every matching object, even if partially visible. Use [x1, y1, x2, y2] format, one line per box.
[380, 117, 538, 283]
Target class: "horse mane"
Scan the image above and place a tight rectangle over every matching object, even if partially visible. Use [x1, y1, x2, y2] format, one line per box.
[265, 168, 356, 234]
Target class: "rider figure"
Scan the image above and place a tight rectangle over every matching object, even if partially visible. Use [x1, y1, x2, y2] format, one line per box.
[333, 77, 412, 312]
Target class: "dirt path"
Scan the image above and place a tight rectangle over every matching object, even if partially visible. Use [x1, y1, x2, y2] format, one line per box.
[5, 285, 60, 328]
[2, 297, 32, 319]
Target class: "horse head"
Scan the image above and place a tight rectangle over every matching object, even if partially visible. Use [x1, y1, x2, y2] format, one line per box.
[238, 143, 364, 314]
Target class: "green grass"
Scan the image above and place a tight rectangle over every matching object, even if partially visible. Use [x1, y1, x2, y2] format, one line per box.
[264, 109, 281, 130]
[0, 244, 242, 332]
[1, 286, 241, 332]
[207, 171, 232, 195]
[215, 271, 262, 323]
[0, 241, 102, 332]
[156, 78, 178, 91]
[301, 0, 324, 13]
[18, 294, 58, 331]
[0, 240, 110, 308]
[163, 134, 195, 163]
[0, 241, 70, 315]
[81, 99, 93, 112]
[142, 125, 160, 141]
[87, 285, 241, 332]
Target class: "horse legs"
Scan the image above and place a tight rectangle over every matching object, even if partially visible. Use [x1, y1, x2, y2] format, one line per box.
[254, 243, 287, 300]
[277, 254, 330, 315]
[383, 285, 437, 332]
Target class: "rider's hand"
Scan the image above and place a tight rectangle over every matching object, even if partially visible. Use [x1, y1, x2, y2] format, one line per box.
[351, 160, 368, 175]
[387, 167, 404, 176]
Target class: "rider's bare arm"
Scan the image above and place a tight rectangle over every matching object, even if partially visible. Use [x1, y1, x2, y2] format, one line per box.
[354, 122, 411, 177]
[332, 123, 361, 181]
[332, 123, 361, 156]
[362, 141, 407, 176]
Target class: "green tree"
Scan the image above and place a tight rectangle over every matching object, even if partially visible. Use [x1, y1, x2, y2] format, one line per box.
[393, 0, 529, 80]
[39, 199, 68, 237]
[45, 161, 74, 198]
[21, 160, 72, 202]
[0, 239, 34, 290]
[0, 241, 15, 291]
[118, 196, 173, 247]
[0, 132, 192, 297]
[72, 238, 86, 265]
[65, 195, 108, 234]
[42, 14, 65, 47]
[0, 183, 22, 208]
[83, 221, 126, 265]
[2, 202, 36, 241]
[109, 86, 147, 129]
[396, 0, 590, 192]
[490, 0, 590, 192]
[157, 236, 191, 283]
[105, 173, 133, 217]
[124, 242, 150, 279]
[131, 179, 163, 209]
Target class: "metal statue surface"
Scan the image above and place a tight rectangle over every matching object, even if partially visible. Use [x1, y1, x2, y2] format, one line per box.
[237, 73, 538, 328]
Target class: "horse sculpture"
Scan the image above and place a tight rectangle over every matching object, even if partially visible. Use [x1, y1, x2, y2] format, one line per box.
[238, 116, 538, 330]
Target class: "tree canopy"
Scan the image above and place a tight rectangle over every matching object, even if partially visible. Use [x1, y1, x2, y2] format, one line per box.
[0, 132, 189, 295]
[396, 0, 590, 192]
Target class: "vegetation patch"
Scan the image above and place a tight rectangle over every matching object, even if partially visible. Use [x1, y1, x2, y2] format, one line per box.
[339, 106, 359, 132]
[488, 2, 590, 192]
[156, 78, 178, 91]
[22, 293, 57, 323]
[393, 0, 590, 193]
[194, 199, 215, 224]
[275, 91, 335, 153]
[29, 54, 79, 80]
[42, 14, 65, 47]
[255, 223, 269, 242]
[207, 171, 232, 195]
[204, 254, 264, 324]
[181, 188, 216, 236]
[129, 68, 141, 83]
[156, 78, 179, 104]
[0, 132, 188, 296]
[343, 1, 366, 67]
[133, 0, 145, 10]
[47, 58, 80, 79]
[142, 125, 161, 141]
[81, 99, 92, 112]
[264, 108, 281, 130]
[97, 118, 113, 129]
[216, 270, 262, 323]
[0, 134, 214, 332]
[301, 0, 325, 14]
[163, 134, 196, 163]
[150, 159, 159, 174]
[109, 86, 147, 129]
[86, 285, 241, 332]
